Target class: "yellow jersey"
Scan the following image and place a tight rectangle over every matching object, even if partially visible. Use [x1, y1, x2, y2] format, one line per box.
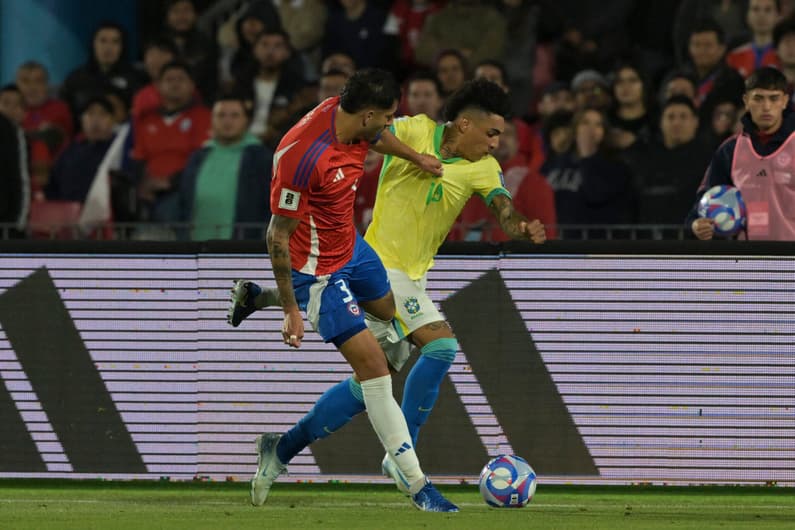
[365, 114, 509, 279]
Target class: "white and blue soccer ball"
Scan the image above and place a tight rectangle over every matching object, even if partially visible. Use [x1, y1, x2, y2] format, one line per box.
[478, 454, 537, 508]
[697, 185, 747, 237]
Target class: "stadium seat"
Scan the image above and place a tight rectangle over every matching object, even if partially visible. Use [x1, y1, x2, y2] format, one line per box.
[28, 200, 82, 239]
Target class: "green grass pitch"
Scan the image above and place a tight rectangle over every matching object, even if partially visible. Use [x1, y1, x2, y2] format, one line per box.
[1, 480, 794, 530]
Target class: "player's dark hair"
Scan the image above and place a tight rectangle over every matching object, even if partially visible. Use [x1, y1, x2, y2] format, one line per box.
[339, 68, 401, 113]
[442, 78, 511, 122]
[745, 66, 788, 92]
[689, 18, 725, 44]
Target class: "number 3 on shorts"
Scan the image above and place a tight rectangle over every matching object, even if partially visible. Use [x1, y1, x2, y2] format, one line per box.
[335, 279, 353, 303]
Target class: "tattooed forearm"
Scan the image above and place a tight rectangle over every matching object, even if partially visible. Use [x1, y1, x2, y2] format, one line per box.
[490, 195, 528, 239]
[266, 215, 300, 310]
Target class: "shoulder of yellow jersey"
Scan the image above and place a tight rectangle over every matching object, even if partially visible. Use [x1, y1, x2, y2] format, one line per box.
[391, 114, 437, 147]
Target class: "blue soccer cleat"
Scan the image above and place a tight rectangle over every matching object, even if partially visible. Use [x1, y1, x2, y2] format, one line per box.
[411, 480, 459, 512]
[250, 433, 287, 506]
[227, 280, 262, 327]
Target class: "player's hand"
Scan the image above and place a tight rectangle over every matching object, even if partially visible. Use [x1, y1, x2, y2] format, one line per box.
[520, 219, 546, 244]
[692, 218, 715, 240]
[413, 153, 443, 177]
[281, 307, 304, 348]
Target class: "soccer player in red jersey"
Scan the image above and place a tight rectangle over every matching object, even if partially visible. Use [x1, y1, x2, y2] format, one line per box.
[244, 68, 458, 512]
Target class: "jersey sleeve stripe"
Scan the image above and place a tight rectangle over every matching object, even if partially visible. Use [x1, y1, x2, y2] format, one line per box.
[292, 130, 332, 187]
[297, 138, 332, 188]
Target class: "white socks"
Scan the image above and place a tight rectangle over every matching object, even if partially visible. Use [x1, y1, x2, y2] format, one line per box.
[360, 374, 426, 494]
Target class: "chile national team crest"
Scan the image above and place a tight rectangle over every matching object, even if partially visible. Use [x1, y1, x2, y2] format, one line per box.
[403, 297, 421, 315]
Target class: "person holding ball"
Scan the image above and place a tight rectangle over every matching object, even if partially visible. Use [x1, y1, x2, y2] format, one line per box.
[687, 66, 795, 240]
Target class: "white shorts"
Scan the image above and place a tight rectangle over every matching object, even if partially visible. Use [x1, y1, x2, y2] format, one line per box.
[365, 268, 444, 372]
[387, 268, 443, 336]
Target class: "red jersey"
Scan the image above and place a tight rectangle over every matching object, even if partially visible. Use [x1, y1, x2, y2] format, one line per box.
[131, 104, 211, 180]
[23, 98, 73, 155]
[270, 97, 370, 276]
[726, 43, 780, 79]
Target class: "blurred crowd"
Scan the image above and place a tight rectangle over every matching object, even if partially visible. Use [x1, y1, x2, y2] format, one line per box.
[1, 0, 793, 241]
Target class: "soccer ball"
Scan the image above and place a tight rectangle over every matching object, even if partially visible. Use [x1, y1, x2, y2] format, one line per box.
[478, 455, 537, 508]
[697, 185, 747, 237]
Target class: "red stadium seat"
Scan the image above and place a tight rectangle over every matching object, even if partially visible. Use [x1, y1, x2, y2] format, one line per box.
[28, 200, 82, 239]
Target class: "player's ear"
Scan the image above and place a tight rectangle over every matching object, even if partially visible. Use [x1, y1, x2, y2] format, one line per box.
[362, 110, 374, 126]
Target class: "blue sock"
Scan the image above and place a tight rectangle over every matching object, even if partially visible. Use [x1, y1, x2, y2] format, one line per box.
[276, 377, 365, 463]
[401, 338, 457, 446]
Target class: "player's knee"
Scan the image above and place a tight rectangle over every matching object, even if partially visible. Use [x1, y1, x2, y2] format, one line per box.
[420, 337, 458, 363]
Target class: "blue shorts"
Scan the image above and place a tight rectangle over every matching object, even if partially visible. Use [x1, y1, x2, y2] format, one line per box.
[292, 233, 390, 345]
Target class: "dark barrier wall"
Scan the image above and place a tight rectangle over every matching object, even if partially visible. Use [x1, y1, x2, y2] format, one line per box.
[0, 241, 793, 485]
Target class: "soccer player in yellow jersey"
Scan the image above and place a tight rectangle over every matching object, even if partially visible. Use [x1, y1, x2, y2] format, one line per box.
[227, 78, 545, 495]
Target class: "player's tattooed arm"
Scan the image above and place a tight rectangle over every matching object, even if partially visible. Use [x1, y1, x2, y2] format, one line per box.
[371, 129, 443, 177]
[489, 194, 546, 244]
[266, 215, 301, 311]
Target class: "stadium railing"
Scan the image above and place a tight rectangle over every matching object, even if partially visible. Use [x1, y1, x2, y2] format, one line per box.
[0, 222, 690, 241]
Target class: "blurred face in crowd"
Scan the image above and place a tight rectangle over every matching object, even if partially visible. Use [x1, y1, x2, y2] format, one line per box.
[406, 78, 443, 119]
[661, 103, 699, 148]
[322, 53, 355, 76]
[94, 27, 123, 68]
[158, 67, 194, 108]
[744, 87, 787, 133]
[341, 0, 366, 12]
[241, 16, 266, 46]
[575, 109, 605, 155]
[574, 80, 610, 111]
[254, 33, 290, 71]
[538, 88, 575, 118]
[664, 77, 698, 103]
[0, 89, 26, 125]
[493, 119, 518, 163]
[212, 100, 250, 145]
[16, 65, 48, 107]
[747, 0, 779, 35]
[456, 110, 504, 161]
[474, 64, 508, 92]
[688, 30, 725, 73]
[318, 72, 348, 100]
[144, 46, 176, 81]
[436, 54, 466, 94]
[613, 67, 644, 107]
[167, 1, 196, 33]
[81, 102, 115, 142]
[549, 123, 574, 155]
[777, 32, 795, 67]
[711, 101, 739, 138]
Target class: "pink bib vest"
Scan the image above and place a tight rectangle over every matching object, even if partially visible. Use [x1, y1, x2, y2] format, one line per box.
[731, 134, 795, 240]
